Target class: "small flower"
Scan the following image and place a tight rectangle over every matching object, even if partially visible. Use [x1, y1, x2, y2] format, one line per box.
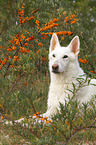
[27, 16, 36, 21]
[39, 118, 41, 120]
[16, 33, 21, 39]
[29, 57, 32, 60]
[23, 43, 28, 46]
[3, 58, 7, 64]
[7, 48, 12, 52]
[61, 36, 65, 41]
[49, 120, 52, 123]
[33, 114, 37, 116]
[70, 18, 77, 24]
[54, 127, 56, 131]
[10, 64, 14, 68]
[32, 9, 39, 14]
[39, 19, 58, 33]
[24, 82, 28, 85]
[42, 57, 46, 61]
[65, 121, 67, 124]
[41, 118, 45, 121]
[52, 18, 59, 23]
[14, 56, 20, 62]
[22, 3, 25, 9]
[0, 59, 2, 63]
[38, 43, 43, 47]
[0, 104, 3, 108]
[44, 117, 48, 120]
[25, 36, 34, 42]
[1, 116, 4, 119]
[15, 40, 20, 46]
[90, 71, 96, 74]
[12, 45, 16, 50]
[26, 49, 30, 53]
[35, 20, 39, 29]
[41, 36, 47, 39]
[36, 112, 39, 115]
[67, 31, 73, 36]
[20, 47, 26, 53]
[22, 19, 26, 23]
[65, 17, 69, 22]
[45, 120, 50, 124]
[10, 40, 14, 44]
[79, 58, 88, 64]
[71, 14, 75, 18]
[63, 12, 66, 15]
[36, 115, 38, 118]
[25, 30, 29, 34]
[36, 50, 39, 53]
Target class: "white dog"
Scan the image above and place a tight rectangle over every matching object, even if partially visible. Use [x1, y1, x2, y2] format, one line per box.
[4, 33, 96, 125]
[42, 33, 96, 118]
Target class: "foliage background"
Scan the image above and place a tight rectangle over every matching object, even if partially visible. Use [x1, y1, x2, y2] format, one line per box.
[0, 0, 96, 144]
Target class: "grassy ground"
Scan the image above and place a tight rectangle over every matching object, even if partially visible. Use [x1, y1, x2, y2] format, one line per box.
[0, 71, 96, 144]
[1, 124, 96, 145]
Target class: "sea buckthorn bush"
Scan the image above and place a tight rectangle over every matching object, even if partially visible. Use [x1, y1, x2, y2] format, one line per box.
[0, 0, 96, 144]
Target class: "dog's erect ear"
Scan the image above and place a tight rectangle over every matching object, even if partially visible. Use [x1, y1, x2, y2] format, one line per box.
[69, 36, 80, 55]
[50, 33, 60, 52]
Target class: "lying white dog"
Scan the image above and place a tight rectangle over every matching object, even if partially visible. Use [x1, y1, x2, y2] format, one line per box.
[4, 33, 96, 124]
[42, 33, 96, 118]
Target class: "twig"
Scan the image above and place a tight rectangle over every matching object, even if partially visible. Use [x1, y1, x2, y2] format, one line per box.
[64, 125, 96, 145]
[0, 112, 40, 138]
[31, 9, 39, 14]
[28, 95, 37, 114]
[3, 47, 21, 78]
[80, 32, 95, 71]
[80, 32, 88, 49]
[3, 37, 24, 78]
[9, 72, 25, 92]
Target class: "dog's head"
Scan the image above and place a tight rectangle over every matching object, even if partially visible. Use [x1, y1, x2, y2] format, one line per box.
[49, 33, 80, 73]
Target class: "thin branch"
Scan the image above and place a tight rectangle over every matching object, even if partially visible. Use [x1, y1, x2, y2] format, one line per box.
[9, 72, 25, 92]
[0, 112, 40, 138]
[3, 47, 21, 78]
[80, 32, 88, 49]
[28, 95, 37, 114]
[31, 8, 39, 14]
[64, 125, 96, 145]
[80, 32, 95, 71]
[3, 37, 24, 78]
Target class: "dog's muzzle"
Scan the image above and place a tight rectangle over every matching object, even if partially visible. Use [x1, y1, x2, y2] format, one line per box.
[52, 64, 59, 73]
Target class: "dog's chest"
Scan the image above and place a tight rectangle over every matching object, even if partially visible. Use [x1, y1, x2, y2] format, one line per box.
[49, 82, 72, 99]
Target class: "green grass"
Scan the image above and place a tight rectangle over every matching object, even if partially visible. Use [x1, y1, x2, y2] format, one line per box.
[0, 72, 96, 145]
[1, 122, 96, 145]
[2, 71, 49, 119]
[0, 126, 31, 145]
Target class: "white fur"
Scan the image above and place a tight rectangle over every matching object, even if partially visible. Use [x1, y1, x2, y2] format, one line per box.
[42, 33, 96, 118]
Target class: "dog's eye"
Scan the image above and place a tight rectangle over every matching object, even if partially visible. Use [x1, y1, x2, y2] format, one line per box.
[52, 54, 55, 57]
[63, 55, 68, 58]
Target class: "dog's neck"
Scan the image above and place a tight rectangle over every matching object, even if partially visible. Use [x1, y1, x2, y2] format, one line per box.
[50, 61, 84, 85]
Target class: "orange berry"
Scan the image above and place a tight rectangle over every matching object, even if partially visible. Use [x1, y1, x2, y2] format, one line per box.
[44, 117, 48, 120]
[54, 128, 56, 130]
[41, 118, 45, 121]
[36, 112, 39, 115]
[1, 116, 4, 119]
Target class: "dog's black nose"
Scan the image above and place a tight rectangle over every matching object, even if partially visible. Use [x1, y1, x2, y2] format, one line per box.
[52, 64, 59, 71]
